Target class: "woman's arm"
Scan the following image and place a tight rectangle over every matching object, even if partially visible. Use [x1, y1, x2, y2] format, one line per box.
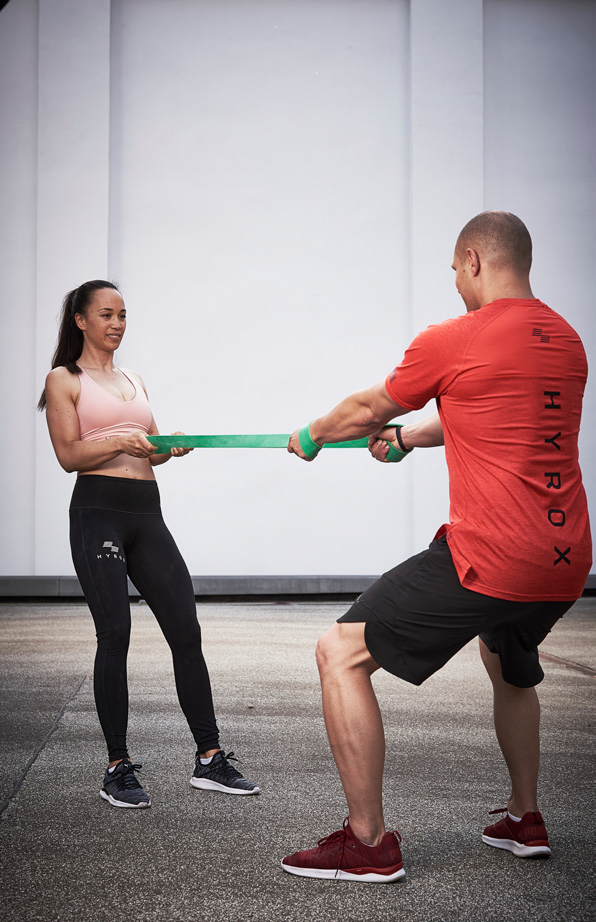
[45, 368, 157, 473]
[148, 425, 194, 464]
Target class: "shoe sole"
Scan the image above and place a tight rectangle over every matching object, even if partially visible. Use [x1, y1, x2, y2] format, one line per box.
[482, 835, 550, 858]
[100, 789, 151, 808]
[190, 777, 260, 795]
[281, 861, 405, 883]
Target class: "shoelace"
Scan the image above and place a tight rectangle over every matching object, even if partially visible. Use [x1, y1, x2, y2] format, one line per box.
[113, 762, 144, 790]
[317, 819, 402, 878]
[197, 751, 243, 776]
[215, 751, 245, 779]
[317, 819, 350, 877]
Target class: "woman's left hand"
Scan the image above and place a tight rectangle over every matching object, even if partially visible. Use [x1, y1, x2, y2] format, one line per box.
[169, 431, 194, 457]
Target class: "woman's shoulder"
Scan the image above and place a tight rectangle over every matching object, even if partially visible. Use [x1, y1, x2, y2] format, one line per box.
[47, 364, 77, 377]
[120, 366, 143, 381]
[45, 365, 81, 398]
[120, 367, 148, 395]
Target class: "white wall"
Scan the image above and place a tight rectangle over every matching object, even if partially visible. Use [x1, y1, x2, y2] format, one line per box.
[483, 0, 596, 541]
[0, 0, 38, 573]
[0, 0, 594, 581]
[107, 0, 412, 577]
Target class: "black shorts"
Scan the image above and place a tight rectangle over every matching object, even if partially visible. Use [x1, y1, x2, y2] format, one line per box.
[338, 535, 574, 688]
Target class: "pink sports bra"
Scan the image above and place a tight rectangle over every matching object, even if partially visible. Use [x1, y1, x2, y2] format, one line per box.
[76, 366, 153, 442]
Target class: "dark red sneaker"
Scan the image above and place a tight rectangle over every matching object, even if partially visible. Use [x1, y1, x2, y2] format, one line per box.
[281, 818, 405, 882]
[482, 809, 551, 858]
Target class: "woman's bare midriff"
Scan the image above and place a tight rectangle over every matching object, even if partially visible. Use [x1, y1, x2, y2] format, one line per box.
[78, 455, 157, 480]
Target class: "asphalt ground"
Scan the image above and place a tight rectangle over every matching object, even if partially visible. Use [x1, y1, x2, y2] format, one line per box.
[0, 597, 594, 922]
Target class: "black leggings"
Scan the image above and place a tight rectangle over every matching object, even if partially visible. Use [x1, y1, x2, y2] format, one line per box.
[69, 475, 219, 762]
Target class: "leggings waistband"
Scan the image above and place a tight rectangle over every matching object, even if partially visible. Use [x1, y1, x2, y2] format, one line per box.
[70, 475, 161, 514]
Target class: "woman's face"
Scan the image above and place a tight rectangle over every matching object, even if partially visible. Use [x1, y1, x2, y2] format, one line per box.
[76, 288, 126, 352]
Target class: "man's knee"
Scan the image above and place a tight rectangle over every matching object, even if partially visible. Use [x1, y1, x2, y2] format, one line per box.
[316, 622, 375, 675]
[315, 625, 340, 674]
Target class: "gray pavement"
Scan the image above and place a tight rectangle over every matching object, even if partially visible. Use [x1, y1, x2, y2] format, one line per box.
[0, 597, 594, 922]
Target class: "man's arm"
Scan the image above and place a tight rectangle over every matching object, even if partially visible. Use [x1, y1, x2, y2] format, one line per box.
[368, 412, 444, 462]
[400, 412, 444, 448]
[288, 381, 410, 459]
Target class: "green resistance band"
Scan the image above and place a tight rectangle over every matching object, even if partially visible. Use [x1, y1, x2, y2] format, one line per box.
[149, 433, 367, 452]
[149, 426, 411, 462]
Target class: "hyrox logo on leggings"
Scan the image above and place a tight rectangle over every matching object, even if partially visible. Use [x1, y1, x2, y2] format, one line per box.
[97, 540, 126, 562]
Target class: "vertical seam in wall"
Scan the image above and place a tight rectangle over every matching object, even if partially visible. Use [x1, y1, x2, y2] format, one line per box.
[107, 0, 113, 279]
[406, 0, 416, 555]
[481, 0, 486, 210]
[407, 0, 414, 345]
[33, 0, 41, 578]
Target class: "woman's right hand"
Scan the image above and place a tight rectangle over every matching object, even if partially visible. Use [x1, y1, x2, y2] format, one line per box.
[115, 432, 157, 458]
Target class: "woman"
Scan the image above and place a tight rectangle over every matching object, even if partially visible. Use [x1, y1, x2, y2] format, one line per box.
[38, 279, 259, 807]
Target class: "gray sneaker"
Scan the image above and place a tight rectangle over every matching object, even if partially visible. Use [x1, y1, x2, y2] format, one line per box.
[190, 750, 260, 795]
[100, 760, 151, 808]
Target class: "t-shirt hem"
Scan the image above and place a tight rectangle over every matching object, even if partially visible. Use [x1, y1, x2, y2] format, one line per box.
[459, 574, 582, 603]
[445, 526, 586, 602]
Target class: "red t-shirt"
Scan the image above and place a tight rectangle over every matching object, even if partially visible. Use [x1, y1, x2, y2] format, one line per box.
[385, 298, 592, 601]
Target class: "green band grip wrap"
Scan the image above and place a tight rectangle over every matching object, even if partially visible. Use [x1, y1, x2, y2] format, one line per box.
[383, 425, 412, 463]
[297, 424, 322, 460]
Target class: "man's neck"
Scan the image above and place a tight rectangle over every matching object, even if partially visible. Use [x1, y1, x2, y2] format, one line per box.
[473, 274, 535, 311]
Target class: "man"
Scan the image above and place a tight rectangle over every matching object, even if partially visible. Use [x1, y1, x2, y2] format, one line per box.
[282, 211, 591, 882]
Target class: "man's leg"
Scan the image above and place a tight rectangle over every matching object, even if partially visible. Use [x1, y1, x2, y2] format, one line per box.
[316, 621, 385, 845]
[479, 637, 540, 816]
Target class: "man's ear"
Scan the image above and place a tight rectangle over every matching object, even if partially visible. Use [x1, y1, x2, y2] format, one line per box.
[466, 247, 481, 277]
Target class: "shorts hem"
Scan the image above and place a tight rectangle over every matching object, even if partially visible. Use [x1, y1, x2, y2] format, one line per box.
[338, 599, 423, 686]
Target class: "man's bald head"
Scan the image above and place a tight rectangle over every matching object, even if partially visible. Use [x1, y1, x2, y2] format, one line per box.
[455, 211, 532, 274]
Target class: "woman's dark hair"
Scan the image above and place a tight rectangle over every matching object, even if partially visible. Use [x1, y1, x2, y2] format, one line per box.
[37, 280, 120, 411]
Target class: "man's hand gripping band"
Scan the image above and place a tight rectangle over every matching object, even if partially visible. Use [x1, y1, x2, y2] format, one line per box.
[297, 423, 412, 462]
